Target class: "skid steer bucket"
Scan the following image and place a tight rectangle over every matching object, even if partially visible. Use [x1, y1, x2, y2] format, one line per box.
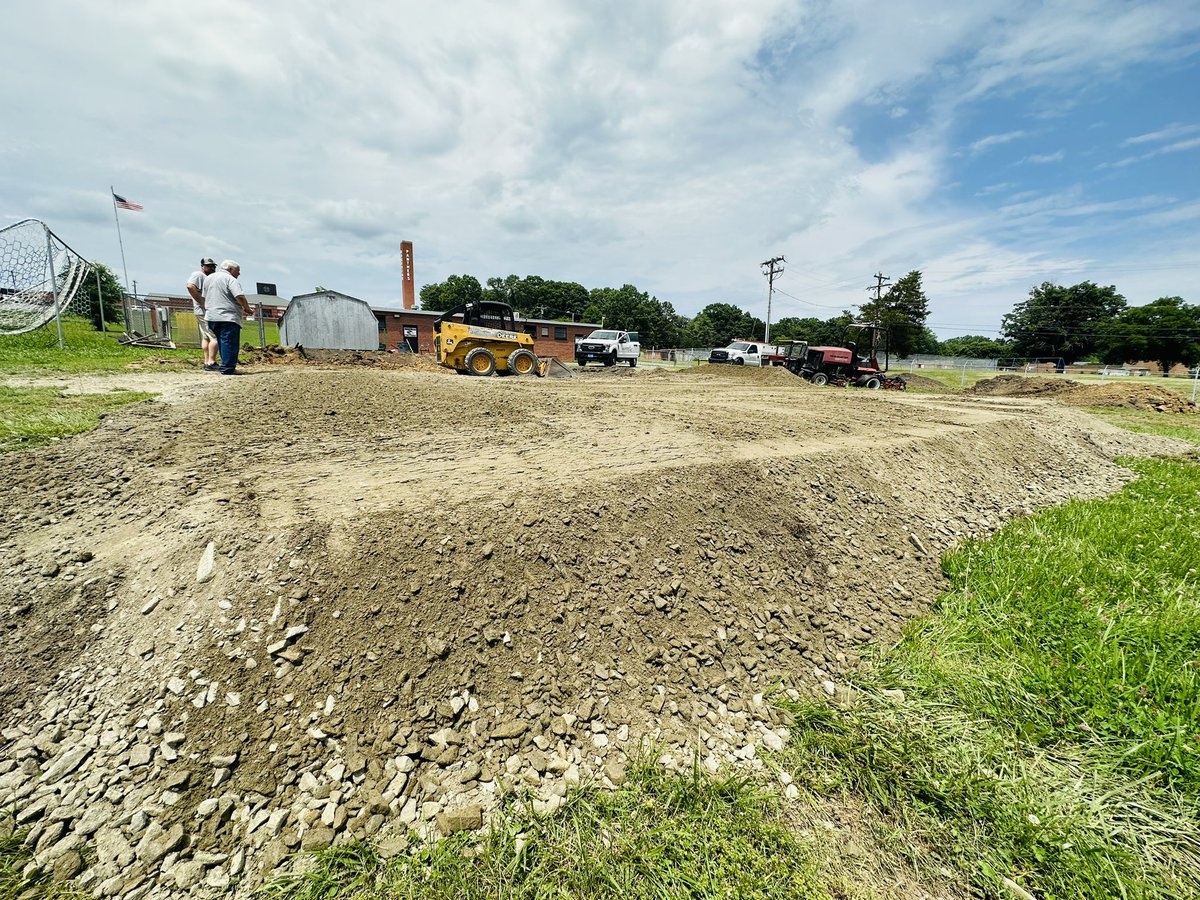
[540, 357, 574, 378]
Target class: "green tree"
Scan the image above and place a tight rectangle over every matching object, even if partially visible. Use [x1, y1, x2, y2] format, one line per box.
[680, 313, 719, 349]
[582, 285, 683, 348]
[486, 276, 591, 322]
[858, 270, 931, 358]
[938, 335, 1012, 359]
[1097, 297, 1200, 375]
[770, 317, 827, 342]
[679, 302, 763, 348]
[75, 262, 123, 331]
[419, 274, 484, 312]
[1001, 281, 1126, 364]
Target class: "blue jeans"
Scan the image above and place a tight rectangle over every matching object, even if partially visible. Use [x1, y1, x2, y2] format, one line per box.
[208, 321, 241, 373]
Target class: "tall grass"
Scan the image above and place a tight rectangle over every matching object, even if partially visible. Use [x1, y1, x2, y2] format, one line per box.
[258, 759, 825, 900]
[0, 820, 87, 900]
[784, 454, 1200, 899]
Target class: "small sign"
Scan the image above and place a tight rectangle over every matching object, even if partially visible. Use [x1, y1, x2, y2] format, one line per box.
[256, 282, 277, 296]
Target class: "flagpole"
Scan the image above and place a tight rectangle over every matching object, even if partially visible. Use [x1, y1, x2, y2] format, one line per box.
[110, 185, 131, 294]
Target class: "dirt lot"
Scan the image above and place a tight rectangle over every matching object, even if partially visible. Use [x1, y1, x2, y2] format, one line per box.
[0, 364, 1191, 896]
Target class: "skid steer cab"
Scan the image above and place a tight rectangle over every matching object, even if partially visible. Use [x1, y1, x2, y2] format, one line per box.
[432, 301, 549, 377]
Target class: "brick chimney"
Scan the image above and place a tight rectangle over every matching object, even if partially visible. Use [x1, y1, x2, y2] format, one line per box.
[401, 240, 415, 309]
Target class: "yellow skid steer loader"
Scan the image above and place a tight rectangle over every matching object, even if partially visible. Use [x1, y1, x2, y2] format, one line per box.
[432, 301, 570, 377]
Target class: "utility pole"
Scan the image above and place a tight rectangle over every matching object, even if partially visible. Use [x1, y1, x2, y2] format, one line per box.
[866, 271, 891, 310]
[761, 255, 785, 344]
[862, 272, 892, 360]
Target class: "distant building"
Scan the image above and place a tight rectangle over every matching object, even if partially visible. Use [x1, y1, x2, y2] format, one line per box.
[287, 290, 598, 359]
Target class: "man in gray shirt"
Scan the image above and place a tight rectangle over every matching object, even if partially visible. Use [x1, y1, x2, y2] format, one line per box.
[202, 260, 255, 375]
[186, 257, 218, 370]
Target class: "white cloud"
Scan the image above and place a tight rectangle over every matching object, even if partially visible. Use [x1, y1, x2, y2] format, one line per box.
[2, 0, 1197, 337]
[969, 131, 1028, 155]
[1123, 122, 1200, 145]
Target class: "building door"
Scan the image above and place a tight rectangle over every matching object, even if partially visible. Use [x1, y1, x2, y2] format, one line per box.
[403, 325, 418, 352]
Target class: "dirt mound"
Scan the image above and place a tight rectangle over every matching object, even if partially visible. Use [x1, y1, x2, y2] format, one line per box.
[971, 375, 1073, 397]
[900, 374, 956, 394]
[673, 363, 804, 384]
[242, 345, 448, 373]
[972, 375, 1195, 412]
[0, 370, 1188, 896]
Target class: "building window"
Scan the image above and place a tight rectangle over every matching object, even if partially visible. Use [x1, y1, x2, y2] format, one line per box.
[541, 327, 549, 337]
[555, 326, 567, 340]
[376, 315, 386, 332]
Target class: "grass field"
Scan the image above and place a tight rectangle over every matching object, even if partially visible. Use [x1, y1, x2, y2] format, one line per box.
[0, 385, 155, 453]
[0, 318, 195, 374]
[781, 413, 1200, 899]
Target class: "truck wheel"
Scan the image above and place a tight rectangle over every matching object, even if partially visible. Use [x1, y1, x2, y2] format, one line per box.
[733, 357, 744, 366]
[629, 357, 637, 368]
[604, 353, 616, 367]
[577, 359, 586, 367]
[507, 348, 538, 376]
[464, 347, 496, 377]
[811, 372, 829, 386]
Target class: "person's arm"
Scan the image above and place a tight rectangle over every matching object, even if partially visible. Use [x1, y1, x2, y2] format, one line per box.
[235, 294, 254, 317]
[187, 282, 205, 309]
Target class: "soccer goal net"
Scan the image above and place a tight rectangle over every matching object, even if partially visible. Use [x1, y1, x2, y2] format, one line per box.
[0, 218, 94, 336]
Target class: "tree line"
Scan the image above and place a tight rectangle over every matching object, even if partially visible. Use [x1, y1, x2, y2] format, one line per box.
[79, 260, 1200, 373]
[419, 270, 939, 356]
[421, 271, 1200, 373]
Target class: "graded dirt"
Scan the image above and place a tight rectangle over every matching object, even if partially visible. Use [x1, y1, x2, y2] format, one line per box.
[0, 364, 1191, 897]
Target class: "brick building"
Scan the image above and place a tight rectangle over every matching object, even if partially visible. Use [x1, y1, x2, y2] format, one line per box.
[287, 290, 598, 359]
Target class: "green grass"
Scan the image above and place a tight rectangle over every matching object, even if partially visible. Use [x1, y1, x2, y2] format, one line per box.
[0, 317, 196, 374]
[0, 385, 154, 452]
[258, 759, 825, 900]
[781, 452, 1200, 899]
[0, 818, 86, 900]
[0, 315, 281, 374]
[1086, 407, 1200, 445]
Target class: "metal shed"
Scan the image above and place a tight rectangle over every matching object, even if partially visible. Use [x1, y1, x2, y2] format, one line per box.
[278, 291, 379, 351]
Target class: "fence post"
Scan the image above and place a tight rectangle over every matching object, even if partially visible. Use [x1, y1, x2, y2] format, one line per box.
[257, 303, 266, 349]
[961, 359, 968, 387]
[1192, 365, 1199, 403]
[93, 263, 106, 334]
[43, 226, 65, 350]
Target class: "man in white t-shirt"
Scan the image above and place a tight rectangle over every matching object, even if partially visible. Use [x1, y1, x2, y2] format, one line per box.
[186, 257, 219, 370]
[202, 260, 255, 375]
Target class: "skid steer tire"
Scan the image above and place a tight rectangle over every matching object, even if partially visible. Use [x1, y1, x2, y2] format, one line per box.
[811, 372, 829, 386]
[464, 347, 497, 377]
[507, 348, 538, 376]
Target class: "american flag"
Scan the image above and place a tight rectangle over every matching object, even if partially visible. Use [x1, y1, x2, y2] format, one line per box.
[112, 192, 144, 212]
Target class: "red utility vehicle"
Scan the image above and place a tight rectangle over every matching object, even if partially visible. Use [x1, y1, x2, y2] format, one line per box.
[781, 325, 907, 390]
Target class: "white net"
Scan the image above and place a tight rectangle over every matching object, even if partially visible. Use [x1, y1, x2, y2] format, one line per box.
[0, 218, 94, 335]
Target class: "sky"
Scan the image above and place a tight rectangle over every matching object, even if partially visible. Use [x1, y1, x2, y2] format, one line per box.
[2, 0, 1198, 339]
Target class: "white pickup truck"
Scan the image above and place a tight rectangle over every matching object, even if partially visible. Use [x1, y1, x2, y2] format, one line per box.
[575, 330, 641, 367]
[708, 340, 778, 366]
